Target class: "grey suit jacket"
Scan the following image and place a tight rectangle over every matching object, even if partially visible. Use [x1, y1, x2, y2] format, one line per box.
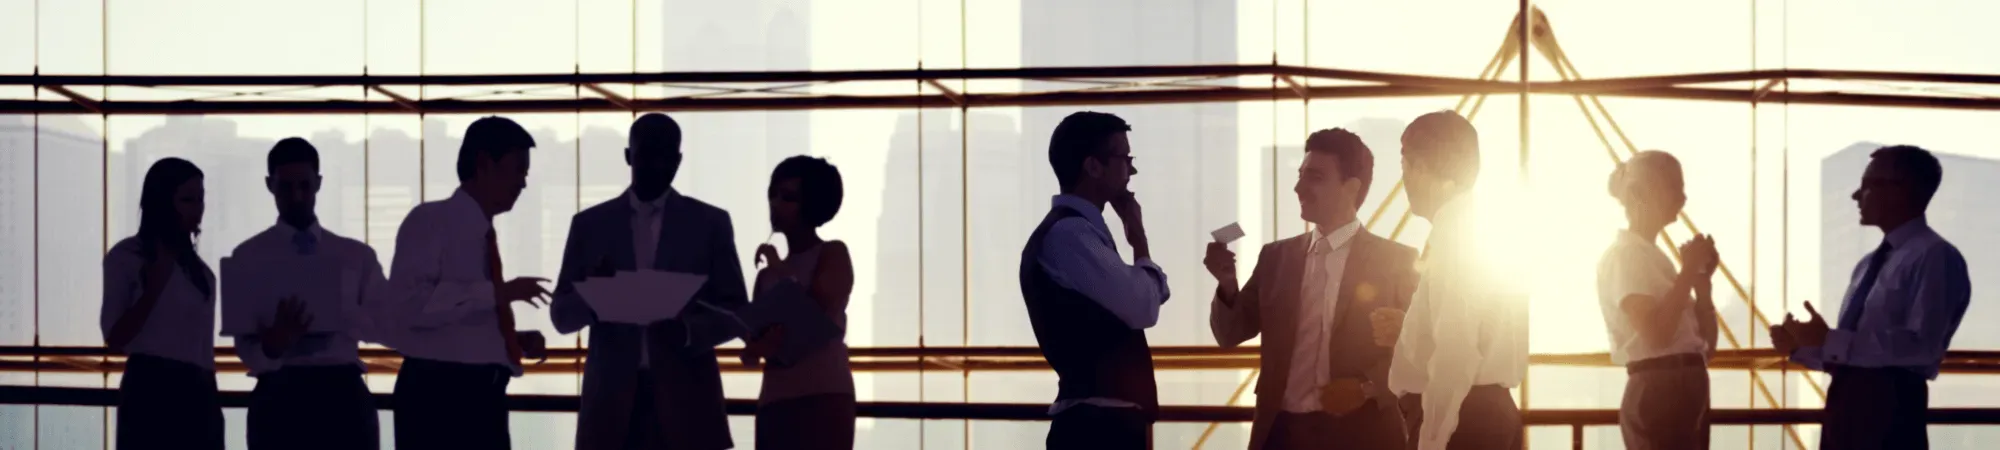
[551, 193, 747, 450]
[1211, 230, 1420, 450]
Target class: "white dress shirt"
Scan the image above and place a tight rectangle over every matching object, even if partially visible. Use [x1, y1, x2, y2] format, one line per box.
[382, 188, 519, 374]
[1595, 229, 1708, 365]
[101, 237, 218, 370]
[1282, 220, 1359, 413]
[1387, 195, 1529, 450]
[1035, 194, 1172, 413]
[629, 189, 668, 368]
[229, 221, 389, 376]
[1791, 219, 1970, 380]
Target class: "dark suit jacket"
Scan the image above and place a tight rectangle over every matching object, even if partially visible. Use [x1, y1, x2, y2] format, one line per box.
[551, 193, 747, 450]
[1210, 229, 1420, 450]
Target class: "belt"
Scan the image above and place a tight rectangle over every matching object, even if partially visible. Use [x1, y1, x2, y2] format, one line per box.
[1627, 353, 1706, 375]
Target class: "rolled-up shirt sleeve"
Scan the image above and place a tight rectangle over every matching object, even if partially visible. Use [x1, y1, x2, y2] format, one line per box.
[1036, 218, 1171, 329]
[384, 208, 497, 331]
[1820, 248, 1971, 370]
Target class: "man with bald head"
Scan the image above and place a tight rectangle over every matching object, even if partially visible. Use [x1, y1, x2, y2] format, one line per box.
[552, 113, 747, 450]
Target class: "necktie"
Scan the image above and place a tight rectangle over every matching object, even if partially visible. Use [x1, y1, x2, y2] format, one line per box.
[487, 230, 524, 363]
[1839, 241, 1894, 331]
[292, 229, 318, 255]
[1303, 238, 1334, 386]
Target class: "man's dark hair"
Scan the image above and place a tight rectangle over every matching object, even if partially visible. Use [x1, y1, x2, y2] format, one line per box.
[770, 155, 845, 228]
[455, 116, 537, 182]
[266, 137, 320, 173]
[1047, 111, 1132, 191]
[1872, 145, 1944, 207]
[1305, 128, 1374, 205]
[630, 112, 683, 153]
[1404, 110, 1480, 184]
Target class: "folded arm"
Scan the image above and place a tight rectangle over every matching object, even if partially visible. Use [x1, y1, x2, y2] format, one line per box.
[1039, 218, 1171, 329]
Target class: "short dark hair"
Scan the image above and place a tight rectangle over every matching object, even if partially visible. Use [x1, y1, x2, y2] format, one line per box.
[770, 155, 845, 228]
[266, 137, 320, 173]
[1304, 128, 1374, 205]
[1404, 110, 1480, 184]
[1047, 111, 1132, 191]
[455, 116, 537, 182]
[1871, 145, 1943, 207]
[630, 112, 682, 152]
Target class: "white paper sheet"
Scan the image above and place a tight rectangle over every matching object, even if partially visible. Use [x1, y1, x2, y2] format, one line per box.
[575, 270, 709, 324]
[220, 255, 348, 335]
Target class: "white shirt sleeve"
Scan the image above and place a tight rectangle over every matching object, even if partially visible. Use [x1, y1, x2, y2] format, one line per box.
[384, 207, 497, 331]
[99, 246, 143, 343]
[1036, 217, 1171, 329]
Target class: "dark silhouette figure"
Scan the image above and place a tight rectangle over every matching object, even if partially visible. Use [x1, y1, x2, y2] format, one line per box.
[550, 112, 746, 450]
[100, 157, 223, 450]
[742, 155, 857, 450]
[1774, 145, 1971, 450]
[1207, 129, 1419, 450]
[229, 138, 386, 450]
[1386, 111, 1527, 450]
[385, 116, 551, 450]
[1595, 150, 1718, 450]
[1019, 111, 1168, 450]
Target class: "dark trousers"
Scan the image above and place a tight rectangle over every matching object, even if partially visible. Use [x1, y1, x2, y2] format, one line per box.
[1399, 386, 1522, 450]
[1620, 356, 1711, 450]
[623, 370, 667, 450]
[249, 365, 379, 450]
[393, 356, 513, 450]
[755, 393, 858, 450]
[1268, 404, 1408, 450]
[1822, 366, 1929, 450]
[117, 354, 224, 450]
[1047, 404, 1151, 450]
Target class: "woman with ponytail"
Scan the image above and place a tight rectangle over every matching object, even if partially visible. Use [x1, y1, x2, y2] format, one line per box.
[1593, 151, 1720, 450]
[100, 157, 224, 449]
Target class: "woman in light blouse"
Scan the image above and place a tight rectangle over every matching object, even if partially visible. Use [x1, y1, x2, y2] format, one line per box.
[101, 157, 223, 450]
[1594, 150, 1720, 450]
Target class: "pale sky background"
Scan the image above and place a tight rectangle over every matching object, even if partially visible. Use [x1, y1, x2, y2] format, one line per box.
[3, 1, 1999, 449]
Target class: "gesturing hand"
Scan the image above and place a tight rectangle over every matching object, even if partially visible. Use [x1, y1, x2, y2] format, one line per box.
[499, 277, 552, 308]
[1203, 242, 1237, 285]
[1787, 301, 1832, 348]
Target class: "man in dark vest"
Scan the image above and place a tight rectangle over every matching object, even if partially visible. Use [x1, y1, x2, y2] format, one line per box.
[1207, 128, 1420, 450]
[1020, 111, 1170, 450]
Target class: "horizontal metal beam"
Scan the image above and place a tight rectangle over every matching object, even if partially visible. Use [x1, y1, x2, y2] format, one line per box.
[5, 385, 2000, 425]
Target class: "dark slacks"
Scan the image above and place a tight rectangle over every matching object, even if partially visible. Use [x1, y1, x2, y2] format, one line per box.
[1399, 386, 1523, 450]
[1267, 403, 1408, 450]
[393, 356, 513, 450]
[248, 364, 380, 450]
[1047, 404, 1151, 450]
[621, 369, 667, 450]
[117, 354, 224, 450]
[1822, 366, 1929, 450]
[1619, 356, 1711, 450]
[755, 393, 858, 450]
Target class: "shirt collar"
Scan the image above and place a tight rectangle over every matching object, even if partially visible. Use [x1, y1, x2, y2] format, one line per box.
[1883, 217, 1931, 249]
[628, 187, 676, 214]
[277, 219, 325, 240]
[448, 187, 495, 231]
[1051, 194, 1110, 232]
[1311, 220, 1362, 253]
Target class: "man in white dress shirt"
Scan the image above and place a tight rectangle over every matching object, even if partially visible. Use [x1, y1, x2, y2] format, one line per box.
[1385, 111, 1529, 450]
[1020, 111, 1170, 450]
[230, 138, 389, 450]
[382, 117, 554, 450]
[1773, 145, 1971, 450]
[1207, 129, 1420, 450]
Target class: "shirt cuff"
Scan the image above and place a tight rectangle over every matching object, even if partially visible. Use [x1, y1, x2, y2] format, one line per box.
[1822, 329, 1857, 365]
[1790, 346, 1827, 371]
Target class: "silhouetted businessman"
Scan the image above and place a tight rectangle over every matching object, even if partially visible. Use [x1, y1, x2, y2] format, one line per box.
[1020, 111, 1168, 450]
[383, 116, 552, 450]
[1208, 129, 1419, 450]
[231, 138, 386, 450]
[1386, 111, 1527, 450]
[551, 113, 747, 450]
[1774, 145, 1970, 450]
